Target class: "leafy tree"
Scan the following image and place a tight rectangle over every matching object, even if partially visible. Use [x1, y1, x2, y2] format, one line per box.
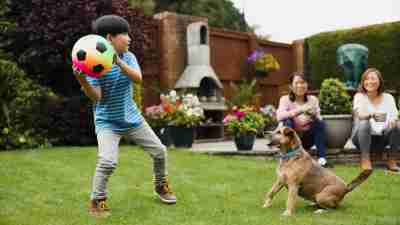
[152, 0, 250, 32]
[1, 0, 148, 96]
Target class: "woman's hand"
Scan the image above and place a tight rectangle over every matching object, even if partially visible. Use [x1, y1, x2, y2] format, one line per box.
[389, 120, 397, 129]
[301, 104, 317, 116]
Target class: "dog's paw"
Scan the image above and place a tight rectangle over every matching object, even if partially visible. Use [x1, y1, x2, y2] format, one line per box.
[306, 200, 318, 207]
[262, 200, 272, 208]
[314, 209, 326, 214]
[282, 210, 292, 216]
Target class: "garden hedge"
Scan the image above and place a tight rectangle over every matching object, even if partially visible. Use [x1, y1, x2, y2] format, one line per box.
[305, 21, 400, 90]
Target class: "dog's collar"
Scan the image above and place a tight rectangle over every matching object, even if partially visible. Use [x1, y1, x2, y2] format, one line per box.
[279, 145, 302, 161]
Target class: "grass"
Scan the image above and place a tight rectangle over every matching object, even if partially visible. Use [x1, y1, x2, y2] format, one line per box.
[0, 146, 400, 225]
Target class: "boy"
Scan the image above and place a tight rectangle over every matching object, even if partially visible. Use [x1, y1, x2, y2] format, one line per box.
[73, 15, 176, 217]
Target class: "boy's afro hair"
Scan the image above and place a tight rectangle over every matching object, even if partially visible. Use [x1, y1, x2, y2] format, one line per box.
[92, 15, 130, 37]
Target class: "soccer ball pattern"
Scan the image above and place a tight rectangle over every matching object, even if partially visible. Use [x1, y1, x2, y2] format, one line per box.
[71, 34, 115, 78]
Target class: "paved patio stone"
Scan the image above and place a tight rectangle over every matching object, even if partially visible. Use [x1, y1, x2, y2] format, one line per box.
[189, 138, 280, 156]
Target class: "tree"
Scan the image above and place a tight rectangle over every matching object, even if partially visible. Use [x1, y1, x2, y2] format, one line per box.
[152, 0, 250, 32]
[1, 0, 148, 96]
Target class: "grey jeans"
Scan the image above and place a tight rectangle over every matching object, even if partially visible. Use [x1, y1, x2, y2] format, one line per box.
[91, 120, 167, 200]
[351, 120, 400, 160]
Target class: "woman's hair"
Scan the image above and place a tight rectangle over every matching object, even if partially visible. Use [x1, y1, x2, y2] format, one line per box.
[92, 15, 130, 38]
[288, 72, 309, 102]
[357, 68, 385, 95]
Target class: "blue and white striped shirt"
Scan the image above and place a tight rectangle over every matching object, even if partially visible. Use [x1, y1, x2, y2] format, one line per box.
[86, 52, 143, 134]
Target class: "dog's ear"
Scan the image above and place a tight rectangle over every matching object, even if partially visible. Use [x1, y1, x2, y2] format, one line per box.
[283, 127, 295, 138]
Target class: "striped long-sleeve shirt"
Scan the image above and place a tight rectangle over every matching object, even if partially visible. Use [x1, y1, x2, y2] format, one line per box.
[86, 51, 143, 134]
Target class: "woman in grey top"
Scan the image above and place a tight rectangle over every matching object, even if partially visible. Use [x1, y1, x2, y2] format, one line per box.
[352, 68, 400, 173]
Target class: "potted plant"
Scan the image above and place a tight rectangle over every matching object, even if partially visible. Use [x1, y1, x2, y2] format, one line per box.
[319, 78, 353, 149]
[223, 106, 266, 150]
[162, 90, 204, 148]
[247, 49, 280, 77]
[228, 79, 261, 108]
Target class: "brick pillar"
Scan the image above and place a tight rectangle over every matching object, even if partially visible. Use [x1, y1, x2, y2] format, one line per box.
[154, 12, 208, 90]
[292, 39, 305, 74]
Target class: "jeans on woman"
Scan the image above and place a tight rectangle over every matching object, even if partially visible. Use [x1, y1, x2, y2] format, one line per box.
[351, 120, 400, 160]
[282, 118, 327, 158]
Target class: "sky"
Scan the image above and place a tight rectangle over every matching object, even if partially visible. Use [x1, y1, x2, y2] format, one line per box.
[230, 0, 400, 43]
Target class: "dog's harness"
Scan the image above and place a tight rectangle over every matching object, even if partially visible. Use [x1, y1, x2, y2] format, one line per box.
[279, 145, 302, 161]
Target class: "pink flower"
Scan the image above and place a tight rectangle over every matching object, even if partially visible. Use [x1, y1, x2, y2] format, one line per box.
[145, 105, 163, 116]
[234, 111, 246, 119]
[223, 115, 236, 124]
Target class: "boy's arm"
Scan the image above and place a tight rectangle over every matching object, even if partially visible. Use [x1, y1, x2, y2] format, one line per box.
[115, 55, 142, 82]
[73, 69, 102, 102]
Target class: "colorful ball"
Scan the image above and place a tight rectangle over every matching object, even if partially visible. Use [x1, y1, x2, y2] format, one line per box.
[71, 34, 115, 78]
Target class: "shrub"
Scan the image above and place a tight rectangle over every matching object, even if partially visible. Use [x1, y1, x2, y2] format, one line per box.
[228, 79, 261, 108]
[319, 78, 352, 115]
[223, 106, 265, 135]
[306, 21, 400, 89]
[2, 0, 148, 96]
[0, 60, 96, 150]
[0, 59, 52, 149]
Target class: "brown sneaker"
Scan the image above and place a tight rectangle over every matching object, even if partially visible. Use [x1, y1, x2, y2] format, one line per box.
[155, 182, 177, 204]
[386, 159, 400, 172]
[89, 199, 111, 217]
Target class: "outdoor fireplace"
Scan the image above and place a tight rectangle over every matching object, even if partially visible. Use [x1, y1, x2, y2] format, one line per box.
[175, 21, 226, 141]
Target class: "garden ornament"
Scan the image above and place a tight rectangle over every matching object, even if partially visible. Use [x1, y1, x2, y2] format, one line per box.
[336, 44, 369, 89]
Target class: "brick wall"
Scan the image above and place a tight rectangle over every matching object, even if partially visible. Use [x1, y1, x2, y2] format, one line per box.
[142, 12, 299, 108]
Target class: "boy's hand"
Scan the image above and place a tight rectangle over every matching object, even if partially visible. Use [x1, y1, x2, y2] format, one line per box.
[72, 65, 86, 78]
[113, 53, 122, 66]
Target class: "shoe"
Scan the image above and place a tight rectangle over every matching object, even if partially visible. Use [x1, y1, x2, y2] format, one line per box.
[89, 199, 111, 217]
[386, 159, 400, 172]
[155, 181, 177, 204]
[360, 158, 373, 171]
[318, 157, 327, 167]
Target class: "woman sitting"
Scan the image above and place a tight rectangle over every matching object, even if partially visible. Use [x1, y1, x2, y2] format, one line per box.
[351, 68, 400, 173]
[276, 73, 328, 166]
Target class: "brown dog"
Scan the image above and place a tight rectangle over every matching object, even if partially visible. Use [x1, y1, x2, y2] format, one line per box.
[263, 126, 372, 216]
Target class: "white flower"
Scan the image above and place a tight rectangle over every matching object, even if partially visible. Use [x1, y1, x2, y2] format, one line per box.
[186, 108, 194, 116]
[193, 95, 200, 106]
[193, 107, 204, 117]
[169, 90, 177, 97]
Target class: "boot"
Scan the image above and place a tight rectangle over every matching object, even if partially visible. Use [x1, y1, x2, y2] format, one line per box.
[154, 179, 177, 204]
[89, 198, 111, 217]
[360, 158, 372, 171]
[386, 158, 400, 172]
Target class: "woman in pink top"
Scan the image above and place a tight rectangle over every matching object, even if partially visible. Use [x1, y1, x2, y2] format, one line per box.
[276, 73, 328, 166]
[351, 68, 400, 172]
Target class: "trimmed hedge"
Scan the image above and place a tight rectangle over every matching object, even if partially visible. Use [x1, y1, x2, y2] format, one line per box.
[306, 21, 400, 89]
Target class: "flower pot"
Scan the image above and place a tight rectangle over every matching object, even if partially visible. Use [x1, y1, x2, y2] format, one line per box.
[322, 114, 353, 149]
[171, 126, 194, 148]
[234, 133, 256, 151]
[153, 126, 173, 147]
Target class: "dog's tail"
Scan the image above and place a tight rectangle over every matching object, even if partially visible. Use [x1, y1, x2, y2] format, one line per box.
[345, 169, 372, 194]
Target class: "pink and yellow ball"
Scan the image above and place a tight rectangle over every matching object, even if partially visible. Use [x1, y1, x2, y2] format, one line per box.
[71, 34, 115, 78]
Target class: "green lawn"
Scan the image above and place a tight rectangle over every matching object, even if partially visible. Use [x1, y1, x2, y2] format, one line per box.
[0, 146, 399, 225]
